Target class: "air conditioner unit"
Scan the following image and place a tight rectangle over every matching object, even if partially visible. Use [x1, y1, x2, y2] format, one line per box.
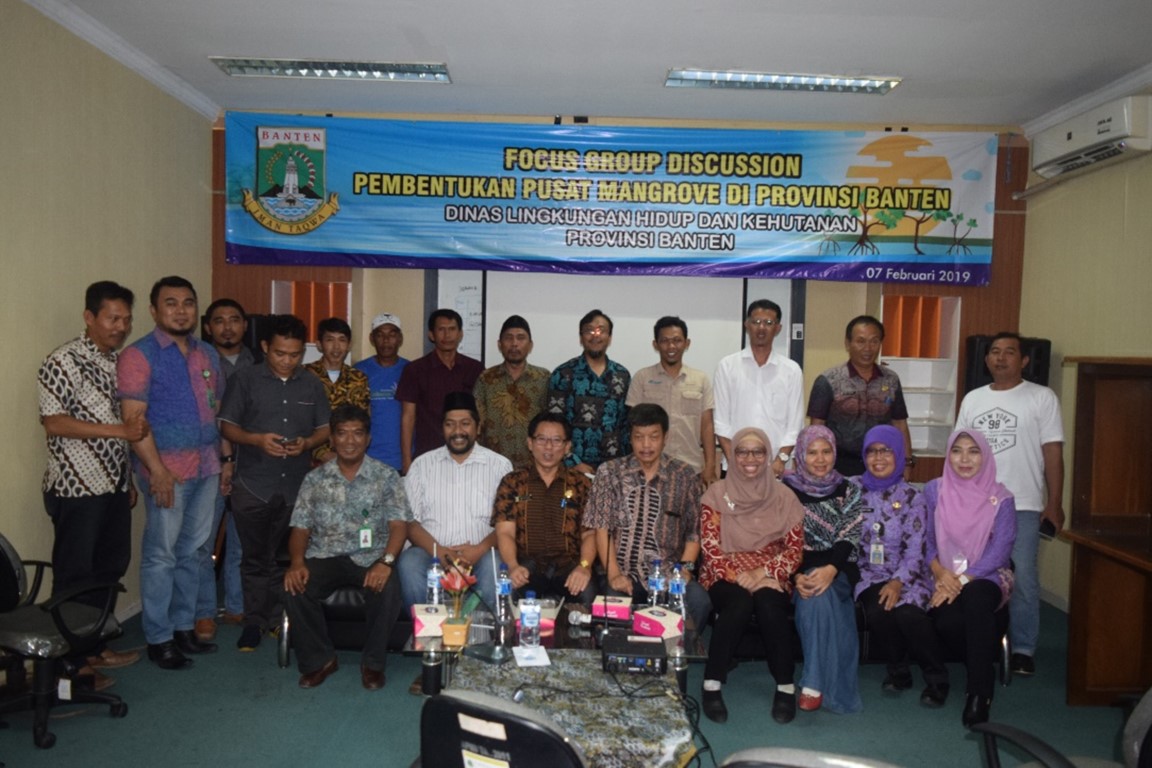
[1031, 95, 1151, 179]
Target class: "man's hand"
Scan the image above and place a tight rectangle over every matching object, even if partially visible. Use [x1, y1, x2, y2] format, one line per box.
[1042, 503, 1066, 531]
[259, 434, 291, 457]
[565, 564, 591, 596]
[508, 564, 530, 589]
[282, 437, 306, 457]
[608, 573, 632, 594]
[572, 462, 596, 477]
[122, 411, 150, 442]
[284, 562, 310, 595]
[878, 579, 903, 611]
[219, 464, 234, 496]
[147, 466, 180, 509]
[771, 457, 786, 479]
[363, 562, 392, 593]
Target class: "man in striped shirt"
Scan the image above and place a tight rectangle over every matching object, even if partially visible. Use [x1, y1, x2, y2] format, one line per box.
[398, 392, 512, 612]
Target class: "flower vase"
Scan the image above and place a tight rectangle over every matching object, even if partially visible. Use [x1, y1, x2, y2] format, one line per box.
[442, 615, 472, 646]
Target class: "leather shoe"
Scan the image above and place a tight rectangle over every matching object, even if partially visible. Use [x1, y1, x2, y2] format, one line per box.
[798, 691, 823, 711]
[174, 629, 217, 654]
[194, 618, 217, 642]
[772, 690, 796, 724]
[87, 647, 140, 669]
[920, 683, 950, 708]
[962, 693, 991, 728]
[299, 657, 339, 689]
[147, 641, 193, 670]
[219, 612, 245, 625]
[701, 689, 728, 723]
[882, 668, 914, 693]
[361, 665, 386, 690]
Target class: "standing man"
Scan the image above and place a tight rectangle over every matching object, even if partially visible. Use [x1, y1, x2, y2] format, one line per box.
[39, 281, 146, 682]
[713, 299, 804, 478]
[354, 312, 408, 471]
[194, 299, 254, 642]
[118, 276, 226, 669]
[585, 403, 711, 631]
[218, 314, 331, 652]
[396, 309, 483, 474]
[547, 309, 631, 474]
[807, 315, 913, 477]
[491, 413, 596, 602]
[473, 315, 549, 468]
[627, 316, 717, 484]
[398, 392, 513, 612]
[956, 332, 1064, 677]
[305, 317, 370, 463]
[283, 405, 411, 690]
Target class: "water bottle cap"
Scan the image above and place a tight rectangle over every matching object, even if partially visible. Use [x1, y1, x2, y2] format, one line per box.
[499, 563, 508, 571]
[525, 590, 536, 599]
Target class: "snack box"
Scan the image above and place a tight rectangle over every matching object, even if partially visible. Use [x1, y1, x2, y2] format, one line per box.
[590, 595, 632, 621]
[632, 606, 684, 638]
[411, 603, 448, 637]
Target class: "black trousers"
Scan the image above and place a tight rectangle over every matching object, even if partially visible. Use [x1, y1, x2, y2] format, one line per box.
[705, 580, 794, 686]
[858, 583, 948, 685]
[283, 556, 401, 674]
[44, 490, 131, 602]
[230, 484, 292, 630]
[929, 578, 1003, 698]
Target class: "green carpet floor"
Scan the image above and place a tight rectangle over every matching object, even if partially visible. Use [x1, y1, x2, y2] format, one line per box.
[0, 603, 1128, 767]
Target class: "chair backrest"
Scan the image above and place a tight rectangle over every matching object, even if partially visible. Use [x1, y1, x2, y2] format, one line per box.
[417, 689, 588, 768]
[1124, 687, 1152, 768]
[722, 747, 905, 768]
[0, 533, 27, 612]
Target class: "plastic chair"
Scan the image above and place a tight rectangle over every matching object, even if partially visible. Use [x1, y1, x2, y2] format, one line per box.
[722, 747, 905, 767]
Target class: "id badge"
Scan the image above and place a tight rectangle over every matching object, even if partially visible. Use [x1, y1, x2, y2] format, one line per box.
[870, 542, 885, 565]
[359, 527, 372, 549]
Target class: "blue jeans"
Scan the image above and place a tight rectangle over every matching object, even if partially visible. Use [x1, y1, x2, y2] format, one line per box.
[1010, 509, 1041, 656]
[196, 494, 244, 620]
[794, 572, 862, 714]
[397, 546, 501, 615]
[139, 474, 218, 644]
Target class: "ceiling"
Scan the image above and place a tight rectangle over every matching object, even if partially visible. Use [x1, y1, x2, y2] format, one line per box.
[29, 0, 1152, 135]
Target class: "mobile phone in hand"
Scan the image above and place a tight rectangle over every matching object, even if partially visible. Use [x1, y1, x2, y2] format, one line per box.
[1039, 518, 1057, 540]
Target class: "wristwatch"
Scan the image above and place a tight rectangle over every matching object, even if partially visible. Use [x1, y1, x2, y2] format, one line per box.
[578, 559, 592, 569]
[377, 553, 396, 567]
[680, 561, 696, 573]
[958, 574, 970, 586]
[776, 451, 791, 463]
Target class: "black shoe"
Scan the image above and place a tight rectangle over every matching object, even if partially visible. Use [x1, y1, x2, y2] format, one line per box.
[147, 641, 193, 670]
[882, 668, 914, 693]
[174, 630, 218, 655]
[771, 690, 796, 724]
[237, 624, 262, 651]
[962, 694, 991, 728]
[701, 689, 728, 723]
[1010, 653, 1035, 676]
[920, 683, 950, 708]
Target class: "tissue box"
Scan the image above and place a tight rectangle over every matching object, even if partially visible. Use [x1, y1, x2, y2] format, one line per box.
[590, 595, 632, 621]
[412, 604, 448, 637]
[632, 606, 684, 638]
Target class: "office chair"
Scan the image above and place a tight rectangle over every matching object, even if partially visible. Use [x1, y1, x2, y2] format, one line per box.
[721, 747, 905, 767]
[0, 533, 127, 749]
[411, 689, 588, 768]
[972, 686, 1152, 768]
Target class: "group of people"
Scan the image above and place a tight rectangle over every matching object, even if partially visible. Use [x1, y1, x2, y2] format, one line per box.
[39, 280, 1063, 730]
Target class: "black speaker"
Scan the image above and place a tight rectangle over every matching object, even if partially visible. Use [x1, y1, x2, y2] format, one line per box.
[964, 335, 1051, 393]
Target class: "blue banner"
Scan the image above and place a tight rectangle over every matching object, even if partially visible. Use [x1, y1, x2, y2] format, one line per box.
[225, 112, 998, 286]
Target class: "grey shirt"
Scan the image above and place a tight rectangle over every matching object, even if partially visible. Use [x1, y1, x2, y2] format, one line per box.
[218, 363, 330, 504]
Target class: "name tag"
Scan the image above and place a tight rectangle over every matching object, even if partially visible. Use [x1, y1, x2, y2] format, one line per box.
[359, 527, 373, 549]
[870, 542, 885, 565]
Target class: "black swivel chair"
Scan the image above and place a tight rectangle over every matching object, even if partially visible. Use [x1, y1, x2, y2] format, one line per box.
[411, 689, 588, 768]
[0, 533, 127, 749]
[722, 747, 905, 767]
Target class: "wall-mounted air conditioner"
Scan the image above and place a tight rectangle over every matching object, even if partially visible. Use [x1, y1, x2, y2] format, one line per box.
[1031, 95, 1151, 179]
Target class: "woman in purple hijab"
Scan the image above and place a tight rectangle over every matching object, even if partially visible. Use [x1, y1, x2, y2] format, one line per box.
[924, 428, 1017, 728]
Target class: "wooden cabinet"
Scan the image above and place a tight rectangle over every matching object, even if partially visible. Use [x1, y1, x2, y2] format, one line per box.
[1063, 357, 1152, 705]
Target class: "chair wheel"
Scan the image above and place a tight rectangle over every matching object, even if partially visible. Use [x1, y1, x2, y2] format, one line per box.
[33, 726, 56, 749]
[110, 702, 128, 718]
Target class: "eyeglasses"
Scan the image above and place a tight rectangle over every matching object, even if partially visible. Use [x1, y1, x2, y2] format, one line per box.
[747, 318, 778, 328]
[532, 436, 566, 447]
[865, 446, 894, 457]
[734, 447, 768, 460]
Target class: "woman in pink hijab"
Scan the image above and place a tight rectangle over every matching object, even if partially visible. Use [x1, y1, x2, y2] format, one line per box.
[924, 429, 1017, 729]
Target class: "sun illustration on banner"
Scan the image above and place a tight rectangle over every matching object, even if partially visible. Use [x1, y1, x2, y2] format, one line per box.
[242, 126, 340, 236]
[836, 135, 975, 257]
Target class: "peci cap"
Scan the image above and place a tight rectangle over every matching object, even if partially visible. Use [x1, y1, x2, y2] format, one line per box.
[370, 313, 402, 332]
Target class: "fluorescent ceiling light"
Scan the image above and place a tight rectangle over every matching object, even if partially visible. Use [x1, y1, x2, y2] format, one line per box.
[210, 58, 450, 83]
[666, 69, 900, 94]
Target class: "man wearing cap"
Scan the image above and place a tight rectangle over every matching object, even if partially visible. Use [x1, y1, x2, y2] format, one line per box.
[473, 315, 549, 468]
[398, 392, 512, 612]
[354, 313, 408, 472]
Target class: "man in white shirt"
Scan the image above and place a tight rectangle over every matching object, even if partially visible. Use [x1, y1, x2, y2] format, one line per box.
[956, 332, 1064, 677]
[713, 299, 804, 478]
[398, 391, 513, 612]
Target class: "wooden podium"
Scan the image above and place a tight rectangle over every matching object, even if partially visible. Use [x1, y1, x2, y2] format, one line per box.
[1063, 357, 1152, 705]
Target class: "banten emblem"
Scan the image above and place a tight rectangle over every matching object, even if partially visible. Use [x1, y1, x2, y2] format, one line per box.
[242, 127, 339, 234]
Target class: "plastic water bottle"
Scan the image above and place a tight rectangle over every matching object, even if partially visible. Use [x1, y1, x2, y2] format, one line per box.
[668, 564, 686, 615]
[426, 556, 444, 605]
[519, 590, 541, 647]
[647, 558, 666, 607]
[495, 564, 516, 648]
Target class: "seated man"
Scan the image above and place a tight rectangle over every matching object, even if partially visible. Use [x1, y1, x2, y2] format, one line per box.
[398, 392, 513, 612]
[491, 413, 596, 602]
[283, 405, 411, 690]
[585, 403, 712, 630]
